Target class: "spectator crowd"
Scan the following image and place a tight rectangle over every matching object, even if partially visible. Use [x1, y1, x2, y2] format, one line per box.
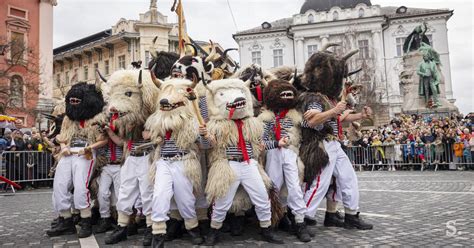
[343, 113, 474, 170]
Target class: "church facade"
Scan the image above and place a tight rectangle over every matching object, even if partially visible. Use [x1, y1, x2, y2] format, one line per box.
[233, 0, 455, 121]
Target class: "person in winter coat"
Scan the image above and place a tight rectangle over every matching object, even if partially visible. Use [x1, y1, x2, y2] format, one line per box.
[383, 137, 396, 171]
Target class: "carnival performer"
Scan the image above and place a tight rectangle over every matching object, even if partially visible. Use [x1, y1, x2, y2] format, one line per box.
[259, 79, 311, 242]
[203, 79, 283, 245]
[102, 69, 160, 246]
[297, 44, 373, 230]
[46, 82, 107, 238]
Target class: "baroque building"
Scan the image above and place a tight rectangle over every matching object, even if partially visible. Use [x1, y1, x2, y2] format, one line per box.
[233, 0, 455, 123]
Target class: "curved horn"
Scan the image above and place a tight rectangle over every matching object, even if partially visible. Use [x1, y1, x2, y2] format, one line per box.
[149, 64, 162, 88]
[185, 43, 198, 56]
[342, 49, 359, 61]
[320, 42, 340, 52]
[223, 48, 238, 59]
[345, 68, 363, 78]
[137, 70, 143, 87]
[95, 69, 107, 83]
[170, 0, 178, 11]
[150, 36, 158, 58]
[289, 68, 298, 84]
[41, 113, 56, 120]
[191, 73, 199, 89]
[205, 40, 217, 63]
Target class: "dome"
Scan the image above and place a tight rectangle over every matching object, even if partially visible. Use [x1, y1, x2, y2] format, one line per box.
[300, 0, 372, 14]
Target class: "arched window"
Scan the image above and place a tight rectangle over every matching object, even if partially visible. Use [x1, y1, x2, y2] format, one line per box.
[10, 75, 24, 107]
[308, 14, 314, 23]
[359, 8, 365, 18]
[333, 11, 339, 21]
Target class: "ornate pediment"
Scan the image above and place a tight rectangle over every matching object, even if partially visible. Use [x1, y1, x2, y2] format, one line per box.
[5, 18, 30, 31]
[248, 41, 264, 51]
[392, 25, 408, 37]
[270, 38, 286, 49]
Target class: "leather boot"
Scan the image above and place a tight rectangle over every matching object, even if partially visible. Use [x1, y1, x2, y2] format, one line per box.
[46, 217, 77, 237]
[294, 222, 311, 242]
[127, 221, 138, 236]
[324, 212, 345, 227]
[78, 217, 93, 238]
[344, 212, 373, 230]
[304, 217, 317, 226]
[95, 217, 113, 233]
[51, 217, 59, 228]
[260, 227, 284, 244]
[105, 225, 127, 244]
[72, 213, 81, 226]
[151, 234, 165, 248]
[143, 226, 153, 246]
[188, 226, 204, 245]
[204, 227, 219, 246]
[165, 218, 183, 241]
[278, 213, 292, 232]
[199, 219, 210, 236]
[230, 214, 245, 236]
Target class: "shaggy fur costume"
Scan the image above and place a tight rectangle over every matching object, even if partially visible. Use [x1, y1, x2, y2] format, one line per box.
[144, 78, 202, 193]
[297, 48, 357, 184]
[148, 51, 179, 80]
[269, 66, 295, 81]
[204, 79, 273, 213]
[103, 70, 160, 141]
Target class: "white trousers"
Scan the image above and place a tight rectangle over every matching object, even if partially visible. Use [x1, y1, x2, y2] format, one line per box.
[304, 141, 359, 218]
[98, 164, 121, 218]
[151, 159, 197, 225]
[211, 159, 271, 224]
[265, 148, 306, 223]
[116, 155, 153, 217]
[52, 150, 95, 215]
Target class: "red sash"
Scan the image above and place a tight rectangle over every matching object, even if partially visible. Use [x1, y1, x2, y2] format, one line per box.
[234, 120, 249, 163]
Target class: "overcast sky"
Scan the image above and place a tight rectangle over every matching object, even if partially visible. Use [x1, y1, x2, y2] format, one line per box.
[53, 0, 473, 114]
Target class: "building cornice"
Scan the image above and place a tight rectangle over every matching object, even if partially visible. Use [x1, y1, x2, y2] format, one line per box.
[233, 30, 287, 41]
[388, 11, 453, 24]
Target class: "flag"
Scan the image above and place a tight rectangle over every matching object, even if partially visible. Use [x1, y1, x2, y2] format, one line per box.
[173, 0, 191, 56]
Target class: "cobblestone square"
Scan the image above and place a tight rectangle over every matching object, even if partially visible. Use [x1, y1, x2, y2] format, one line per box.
[1, 171, 473, 247]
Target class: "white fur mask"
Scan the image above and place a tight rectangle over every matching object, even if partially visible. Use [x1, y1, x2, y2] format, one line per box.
[205, 79, 254, 120]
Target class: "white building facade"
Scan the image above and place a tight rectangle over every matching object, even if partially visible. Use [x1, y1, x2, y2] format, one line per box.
[233, 0, 454, 120]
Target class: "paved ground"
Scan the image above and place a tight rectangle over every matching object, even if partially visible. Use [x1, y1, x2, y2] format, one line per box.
[1, 171, 473, 247]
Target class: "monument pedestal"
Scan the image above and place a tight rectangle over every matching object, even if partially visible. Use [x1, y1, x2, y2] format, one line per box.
[399, 51, 458, 116]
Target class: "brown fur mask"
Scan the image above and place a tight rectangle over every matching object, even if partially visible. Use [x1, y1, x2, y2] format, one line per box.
[263, 79, 298, 111]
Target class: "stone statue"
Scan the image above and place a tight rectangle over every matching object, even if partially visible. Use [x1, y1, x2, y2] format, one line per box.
[150, 0, 157, 9]
[403, 22, 431, 54]
[416, 43, 440, 108]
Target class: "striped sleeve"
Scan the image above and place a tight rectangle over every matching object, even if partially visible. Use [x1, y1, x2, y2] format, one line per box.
[262, 120, 278, 150]
[199, 96, 209, 122]
[301, 102, 324, 130]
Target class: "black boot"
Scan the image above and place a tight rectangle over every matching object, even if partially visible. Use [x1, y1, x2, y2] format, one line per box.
[137, 216, 147, 229]
[188, 226, 204, 245]
[295, 222, 311, 242]
[324, 211, 345, 227]
[260, 227, 284, 244]
[143, 226, 153, 246]
[152, 234, 165, 248]
[199, 219, 210, 236]
[165, 218, 183, 241]
[51, 217, 59, 228]
[204, 227, 219, 246]
[304, 217, 317, 226]
[105, 225, 127, 244]
[78, 217, 93, 238]
[127, 221, 138, 236]
[230, 214, 245, 236]
[95, 217, 113, 233]
[72, 213, 81, 225]
[344, 212, 373, 230]
[278, 213, 292, 232]
[46, 217, 77, 237]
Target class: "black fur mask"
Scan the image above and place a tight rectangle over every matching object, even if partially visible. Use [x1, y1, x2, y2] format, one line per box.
[302, 52, 347, 99]
[65, 82, 105, 121]
[149, 51, 179, 80]
[263, 79, 298, 111]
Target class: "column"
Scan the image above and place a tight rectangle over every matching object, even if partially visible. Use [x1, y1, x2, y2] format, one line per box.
[295, 37, 305, 70]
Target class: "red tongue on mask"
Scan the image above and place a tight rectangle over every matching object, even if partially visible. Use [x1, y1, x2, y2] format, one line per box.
[228, 107, 236, 120]
[110, 113, 119, 131]
[256, 85, 262, 102]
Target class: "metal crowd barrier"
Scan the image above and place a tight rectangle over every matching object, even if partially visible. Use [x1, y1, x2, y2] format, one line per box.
[345, 143, 474, 171]
[1, 151, 54, 189]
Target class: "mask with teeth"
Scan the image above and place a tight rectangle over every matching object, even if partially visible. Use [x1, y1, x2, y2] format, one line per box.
[205, 79, 254, 120]
[263, 79, 298, 112]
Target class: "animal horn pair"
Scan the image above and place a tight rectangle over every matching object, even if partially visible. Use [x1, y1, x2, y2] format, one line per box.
[289, 68, 298, 85]
[150, 36, 158, 59]
[342, 49, 359, 61]
[320, 43, 340, 52]
[185, 42, 198, 56]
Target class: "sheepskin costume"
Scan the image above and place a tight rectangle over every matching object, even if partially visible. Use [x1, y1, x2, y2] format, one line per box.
[144, 78, 202, 193]
[269, 66, 296, 81]
[204, 79, 273, 214]
[103, 69, 160, 143]
[232, 64, 276, 116]
[297, 47, 358, 184]
[258, 80, 305, 185]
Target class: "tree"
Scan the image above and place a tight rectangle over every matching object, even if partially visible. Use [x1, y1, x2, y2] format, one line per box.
[0, 35, 41, 124]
